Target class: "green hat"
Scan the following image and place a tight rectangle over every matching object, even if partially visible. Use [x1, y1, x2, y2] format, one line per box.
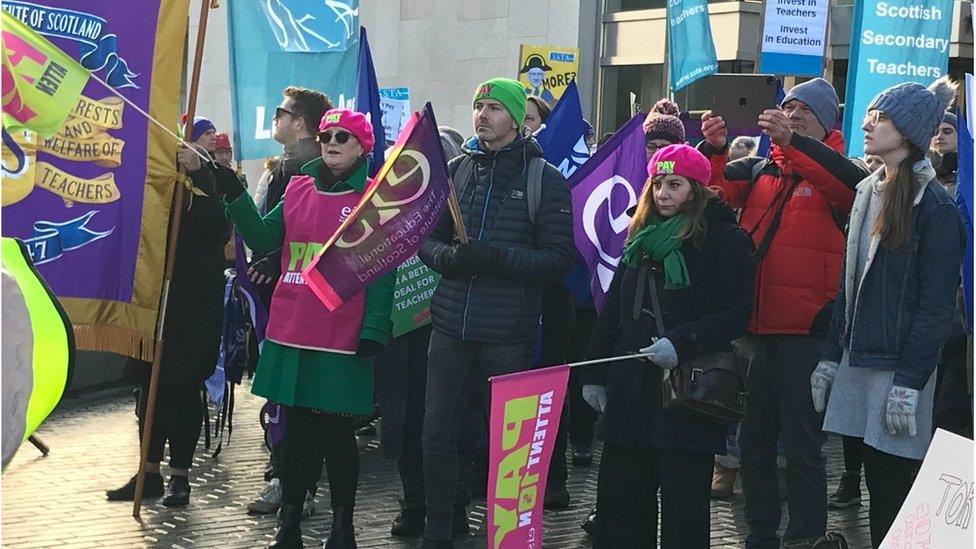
[473, 78, 527, 126]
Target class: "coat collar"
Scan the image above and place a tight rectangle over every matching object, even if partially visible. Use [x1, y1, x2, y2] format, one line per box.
[298, 157, 368, 192]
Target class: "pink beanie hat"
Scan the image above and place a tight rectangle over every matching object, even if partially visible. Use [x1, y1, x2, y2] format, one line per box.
[318, 108, 375, 152]
[647, 144, 711, 185]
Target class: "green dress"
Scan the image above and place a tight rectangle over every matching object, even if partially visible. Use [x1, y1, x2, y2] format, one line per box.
[225, 159, 394, 415]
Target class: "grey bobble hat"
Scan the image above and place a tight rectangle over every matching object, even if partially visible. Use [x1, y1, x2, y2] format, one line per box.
[868, 76, 958, 150]
[782, 78, 839, 134]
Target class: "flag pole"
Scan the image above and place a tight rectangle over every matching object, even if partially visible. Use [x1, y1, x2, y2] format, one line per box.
[133, 0, 212, 518]
[446, 178, 468, 244]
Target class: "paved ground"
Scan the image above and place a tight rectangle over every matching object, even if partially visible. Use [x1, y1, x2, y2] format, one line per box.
[2, 380, 872, 548]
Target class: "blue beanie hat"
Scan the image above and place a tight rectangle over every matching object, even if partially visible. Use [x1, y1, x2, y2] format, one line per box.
[181, 113, 217, 142]
[781, 78, 839, 134]
[868, 77, 958, 150]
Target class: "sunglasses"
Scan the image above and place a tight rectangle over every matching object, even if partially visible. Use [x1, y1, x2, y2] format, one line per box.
[273, 107, 293, 120]
[862, 110, 889, 128]
[317, 130, 352, 144]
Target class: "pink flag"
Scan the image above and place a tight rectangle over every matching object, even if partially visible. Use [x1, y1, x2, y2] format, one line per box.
[487, 365, 570, 549]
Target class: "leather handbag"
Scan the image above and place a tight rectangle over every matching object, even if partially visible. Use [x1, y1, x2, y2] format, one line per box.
[642, 267, 749, 424]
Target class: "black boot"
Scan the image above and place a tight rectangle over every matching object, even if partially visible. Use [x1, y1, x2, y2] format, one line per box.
[162, 475, 191, 507]
[323, 506, 356, 549]
[106, 472, 164, 501]
[391, 505, 425, 537]
[580, 505, 596, 536]
[452, 503, 469, 538]
[269, 504, 302, 548]
[543, 482, 571, 510]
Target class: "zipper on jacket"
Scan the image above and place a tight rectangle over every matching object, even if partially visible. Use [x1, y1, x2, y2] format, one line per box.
[460, 157, 496, 341]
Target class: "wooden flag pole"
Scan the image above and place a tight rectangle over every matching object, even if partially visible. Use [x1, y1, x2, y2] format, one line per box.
[133, 0, 212, 518]
[446, 177, 469, 244]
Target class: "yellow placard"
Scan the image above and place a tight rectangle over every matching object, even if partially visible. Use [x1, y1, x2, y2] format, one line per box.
[517, 44, 581, 104]
[35, 162, 121, 206]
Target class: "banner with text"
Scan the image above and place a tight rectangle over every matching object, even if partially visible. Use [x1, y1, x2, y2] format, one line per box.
[258, 0, 357, 52]
[303, 103, 450, 311]
[517, 44, 580, 104]
[379, 87, 411, 145]
[487, 365, 569, 549]
[759, 0, 829, 76]
[880, 429, 974, 547]
[227, 0, 358, 160]
[667, 0, 718, 91]
[391, 254, 439, 337]
[1, 0, 188, 360]
[842, 0, 954, 157]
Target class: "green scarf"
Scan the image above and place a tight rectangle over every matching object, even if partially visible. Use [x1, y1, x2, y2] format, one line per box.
[621, 214, 691, 289]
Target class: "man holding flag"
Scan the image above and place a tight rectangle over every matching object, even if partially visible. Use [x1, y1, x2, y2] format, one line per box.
[418, 77, 574, 548]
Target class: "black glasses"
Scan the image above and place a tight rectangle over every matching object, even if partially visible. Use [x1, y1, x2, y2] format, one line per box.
[273, 107, 293, 120]
[317, 130, 352, 144]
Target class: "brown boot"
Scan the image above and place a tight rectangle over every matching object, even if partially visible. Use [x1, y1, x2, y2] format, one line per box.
[710, 462, 737, 499]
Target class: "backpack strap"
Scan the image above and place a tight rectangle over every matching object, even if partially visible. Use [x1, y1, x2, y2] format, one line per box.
[452, 155, 475, 200]
[527, 157, 545, 225]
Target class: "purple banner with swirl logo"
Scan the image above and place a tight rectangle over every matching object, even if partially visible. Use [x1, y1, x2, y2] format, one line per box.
[568, 113, 647, 311]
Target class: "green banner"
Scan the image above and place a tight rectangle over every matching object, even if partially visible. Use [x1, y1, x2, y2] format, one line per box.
[391, 255, 439, 337]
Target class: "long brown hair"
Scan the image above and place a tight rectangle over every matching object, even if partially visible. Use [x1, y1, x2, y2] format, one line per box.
[628, 175, 718, 245]
[873, 145, 925, 250]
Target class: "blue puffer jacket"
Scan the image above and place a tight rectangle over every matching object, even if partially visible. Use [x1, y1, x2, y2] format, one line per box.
[822, 161, 967, 390]
[419, 136, 575, 344]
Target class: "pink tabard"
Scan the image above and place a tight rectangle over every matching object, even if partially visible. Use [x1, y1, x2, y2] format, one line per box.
[264, 175, 365, 353]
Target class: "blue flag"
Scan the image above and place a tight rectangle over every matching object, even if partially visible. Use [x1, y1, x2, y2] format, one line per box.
[356, 27, 387, 177]
[667, 0, 718, 91]
[958, 75, 974, 333]
[536, 80, 591, 180]
[227, 0, 358, 160]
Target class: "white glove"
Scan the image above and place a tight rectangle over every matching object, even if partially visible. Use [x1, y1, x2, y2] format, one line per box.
[638, 337, 678, 369]
[582, 384, 607, 413]
[810, 360, 839, 413]
[885, 385, 919, 436]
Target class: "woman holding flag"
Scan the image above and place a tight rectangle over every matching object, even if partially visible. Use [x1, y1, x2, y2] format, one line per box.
[582, 144, 755, 548]
[212, 108, 394, 549]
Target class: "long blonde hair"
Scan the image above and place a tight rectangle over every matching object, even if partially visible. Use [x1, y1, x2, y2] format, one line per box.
[627, 175, 718, 245]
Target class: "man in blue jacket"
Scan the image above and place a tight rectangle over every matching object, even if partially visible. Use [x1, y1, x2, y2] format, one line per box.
[418, 77, 574, 548]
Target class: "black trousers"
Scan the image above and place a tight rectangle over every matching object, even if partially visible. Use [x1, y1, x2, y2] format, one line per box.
[138, 381, 203, 470]
[568, 307, 597, 449]
[541, 284, 575, 488]
[858, 440, 920, 548]
[422, 330, 532, 540]
[841, 435, 863, 473]
[594, 443, 713, 548]
[279, 407, 358, 509]
[739, 335, 827, 547]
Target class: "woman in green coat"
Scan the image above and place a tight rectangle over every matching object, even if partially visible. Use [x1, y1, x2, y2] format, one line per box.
[214, 109, 394, 549]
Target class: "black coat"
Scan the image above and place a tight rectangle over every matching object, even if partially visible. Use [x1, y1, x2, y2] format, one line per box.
[419, 136, 575, 344]
[158, 164, 230, 387]
[582, 199, 755, 453]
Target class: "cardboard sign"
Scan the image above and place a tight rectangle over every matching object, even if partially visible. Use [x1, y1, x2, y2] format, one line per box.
[880, 429, 974, 548]
[517, 44, 580, 104]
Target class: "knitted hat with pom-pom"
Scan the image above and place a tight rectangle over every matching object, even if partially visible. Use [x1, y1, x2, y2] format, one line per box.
[868, 76, 958, 150]
[642, 98, 685, 144]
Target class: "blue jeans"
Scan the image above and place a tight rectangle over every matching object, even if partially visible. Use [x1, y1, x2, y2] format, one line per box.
[738, 334, 827, 548]
[421, 329, 533, 540]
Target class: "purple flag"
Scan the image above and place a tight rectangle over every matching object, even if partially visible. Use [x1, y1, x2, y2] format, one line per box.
[234, 235, 269, 342]
[303, 103, 451, 310]
[568, 113, 647, 311]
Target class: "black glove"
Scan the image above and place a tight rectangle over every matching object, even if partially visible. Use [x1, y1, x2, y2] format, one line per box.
[212, 162, 245, 201]
[453, 240, 500, 276]
[247, 254, 280, 285]
[356, 338, 385, 357]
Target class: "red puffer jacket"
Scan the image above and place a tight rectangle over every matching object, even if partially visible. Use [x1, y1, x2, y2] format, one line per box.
[699, 131, 869, 336]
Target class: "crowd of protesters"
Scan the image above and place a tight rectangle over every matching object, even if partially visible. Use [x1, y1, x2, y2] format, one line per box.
[104, 71, 970, 549]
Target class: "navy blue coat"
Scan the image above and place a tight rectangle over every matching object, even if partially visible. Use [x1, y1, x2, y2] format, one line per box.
[822, 174, 966, 390]
[583, 199, 755, 453]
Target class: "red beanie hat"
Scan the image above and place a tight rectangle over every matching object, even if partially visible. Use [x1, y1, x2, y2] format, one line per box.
[647, 144, 711, 185]
[214, 132, 232, 151]
[318, 108, 374, 152]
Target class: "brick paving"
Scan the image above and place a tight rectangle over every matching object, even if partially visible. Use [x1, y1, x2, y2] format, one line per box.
[2, 381, 872, 548]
